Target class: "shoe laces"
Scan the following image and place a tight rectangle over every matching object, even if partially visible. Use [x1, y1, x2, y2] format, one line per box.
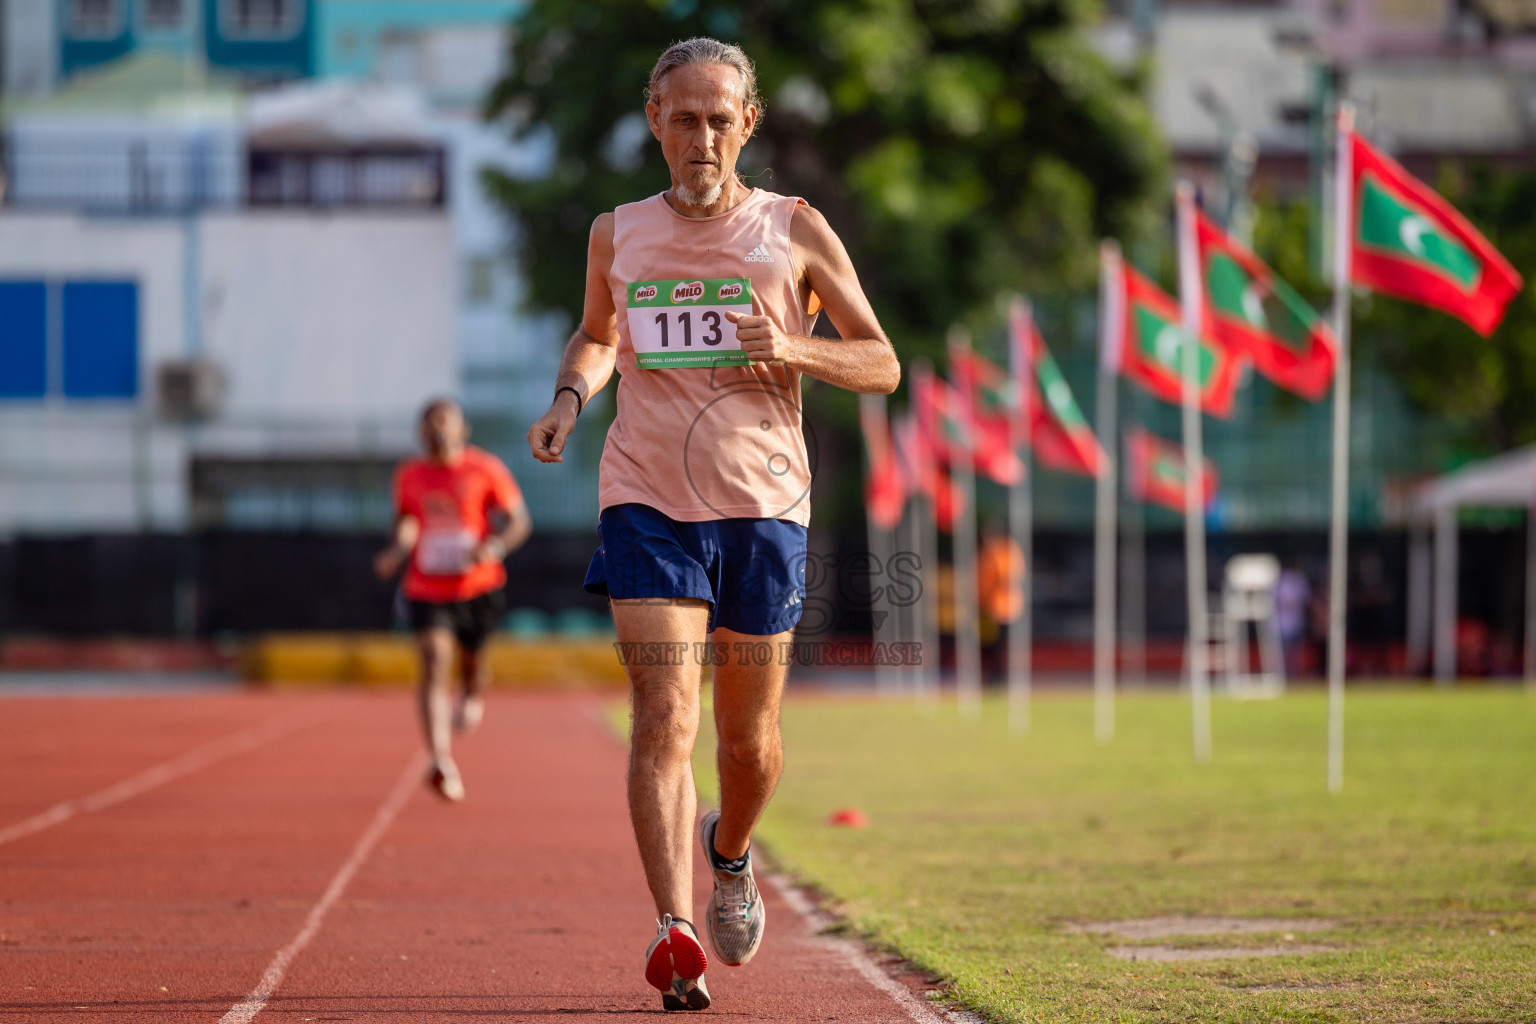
[713, 869, 757, 924]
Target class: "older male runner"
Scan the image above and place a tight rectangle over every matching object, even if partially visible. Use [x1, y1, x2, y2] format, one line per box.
[527, 37, 899, 1010]
[377, 398, 532, 801]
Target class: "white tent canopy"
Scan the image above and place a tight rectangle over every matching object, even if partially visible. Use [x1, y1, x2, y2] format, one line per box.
[1409, 444, 1536, 682]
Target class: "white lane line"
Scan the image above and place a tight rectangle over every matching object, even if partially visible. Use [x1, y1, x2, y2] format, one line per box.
[218, 750, 426, 1024]
[0, 712, 323, 849]
[770, 873, 988, 1024]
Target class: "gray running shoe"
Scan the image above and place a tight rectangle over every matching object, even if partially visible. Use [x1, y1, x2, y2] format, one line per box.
[643, 914, 710, 1011]
[698, 808, 766, 966]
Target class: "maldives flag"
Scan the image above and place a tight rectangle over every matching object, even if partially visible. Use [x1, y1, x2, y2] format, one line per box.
[1348, 131, 1523, 336]
[1011, 301, 1105, 478]
[905, 374, 962, 531]
[1194, 208, 1336, 400]
[858, 396, 906, 530]
[1124, 427, 1217, 513]
[1102, 249, 1245, 418]
[917, 369, 1024, 487]
[950, 329, 1104, 479]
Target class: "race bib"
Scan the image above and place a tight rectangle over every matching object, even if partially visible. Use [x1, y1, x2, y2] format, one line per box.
[626, 278, 754, 369]
[417, 528, 476, 576]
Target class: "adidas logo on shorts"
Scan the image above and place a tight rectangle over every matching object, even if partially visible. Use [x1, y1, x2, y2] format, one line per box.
[744, 243, 775, 263]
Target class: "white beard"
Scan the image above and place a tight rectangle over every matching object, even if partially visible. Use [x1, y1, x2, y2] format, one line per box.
[674, 182, 723, 207]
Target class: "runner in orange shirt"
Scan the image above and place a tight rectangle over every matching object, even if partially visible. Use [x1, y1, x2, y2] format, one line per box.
[375, 398, 532, 801]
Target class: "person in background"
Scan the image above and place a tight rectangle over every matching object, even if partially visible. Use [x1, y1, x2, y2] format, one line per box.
[375, 398, 532, 801]
[1275, 559, 1310, 678]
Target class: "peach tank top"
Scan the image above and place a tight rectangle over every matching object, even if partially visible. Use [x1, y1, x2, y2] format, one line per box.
[600, 189, 818, 526]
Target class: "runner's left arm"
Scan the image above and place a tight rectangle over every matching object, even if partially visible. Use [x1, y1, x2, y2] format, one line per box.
[724, 203, 900, 394]
[473, 499, 533, 566]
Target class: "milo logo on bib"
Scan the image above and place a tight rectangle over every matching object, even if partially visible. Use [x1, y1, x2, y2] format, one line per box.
[626, 278, 755, 368]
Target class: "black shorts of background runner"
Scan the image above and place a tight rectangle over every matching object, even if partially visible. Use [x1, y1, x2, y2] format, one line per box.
[408, 590, 506, 652]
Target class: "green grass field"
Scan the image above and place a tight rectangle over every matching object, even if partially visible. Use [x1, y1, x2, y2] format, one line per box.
[675, 686, 1536, 1023]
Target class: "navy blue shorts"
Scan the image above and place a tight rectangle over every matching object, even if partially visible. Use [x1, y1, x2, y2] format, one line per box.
[583, 503, 807, 635]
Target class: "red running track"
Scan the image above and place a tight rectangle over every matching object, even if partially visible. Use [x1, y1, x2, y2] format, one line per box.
[0, 690, 927, 1022]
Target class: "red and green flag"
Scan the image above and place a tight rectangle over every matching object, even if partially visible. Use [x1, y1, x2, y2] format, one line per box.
[919, 366, 1024, 487]
[1194, 208, 1336, 400]
[950, 319, 1104, 479]
[859, 396, 906, 530]
[1124, 427, 1217, 513]
[1011, 302, 1105, 478]
[905, 374, 961, 531]
[1101, 249, 1245, 418]
[1347, 131, 1523, 336]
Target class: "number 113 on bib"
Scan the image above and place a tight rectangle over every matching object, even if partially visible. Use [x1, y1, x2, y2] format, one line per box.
[626, 278, 754, 368]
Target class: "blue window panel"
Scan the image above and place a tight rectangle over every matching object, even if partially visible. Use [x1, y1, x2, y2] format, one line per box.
[203, 0, 314, 79]
[62, 281, 138, 399]
[0, 281, 48, 399]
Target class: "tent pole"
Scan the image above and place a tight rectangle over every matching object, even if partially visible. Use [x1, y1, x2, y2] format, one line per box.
[1433, 506, 1457, 684]
[1406, 520, 1432, 677]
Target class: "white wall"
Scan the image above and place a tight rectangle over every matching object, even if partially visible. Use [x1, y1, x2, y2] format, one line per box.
[200, 211, 455, 423]
[0, 209, 455, 533]
[1152, 10, 1314, 155]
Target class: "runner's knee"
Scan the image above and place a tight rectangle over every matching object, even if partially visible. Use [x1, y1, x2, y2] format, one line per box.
[630, 680, 699, 765]
[716, 720, 779, 772]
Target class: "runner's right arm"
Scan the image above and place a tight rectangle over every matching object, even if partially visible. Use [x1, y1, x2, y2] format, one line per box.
[373, 514, 421, 580]
[528, 214, 621, 464]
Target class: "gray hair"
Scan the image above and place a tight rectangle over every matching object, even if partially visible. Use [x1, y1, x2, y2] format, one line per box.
[646, 37, 762, 116]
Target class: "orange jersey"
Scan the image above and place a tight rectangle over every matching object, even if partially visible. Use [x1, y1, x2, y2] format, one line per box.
[393, 446, 523, 603]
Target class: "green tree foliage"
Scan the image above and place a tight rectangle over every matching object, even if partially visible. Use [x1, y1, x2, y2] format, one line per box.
[481, 0, 1167, 359]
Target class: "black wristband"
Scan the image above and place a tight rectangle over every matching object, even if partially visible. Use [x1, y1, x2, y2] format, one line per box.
[554, 386, 583, 417]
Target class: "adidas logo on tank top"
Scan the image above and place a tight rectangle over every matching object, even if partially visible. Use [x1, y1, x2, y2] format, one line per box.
[744, 243, 775, 263]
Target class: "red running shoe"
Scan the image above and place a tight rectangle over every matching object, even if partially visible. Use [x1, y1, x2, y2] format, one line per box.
[643, 914, 710, 1010]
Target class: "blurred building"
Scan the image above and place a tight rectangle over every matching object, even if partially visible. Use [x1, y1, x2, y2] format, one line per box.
[0, 1, 584, 541]
[0, 2, 600, 637]
[1117, 0, 1536, 186]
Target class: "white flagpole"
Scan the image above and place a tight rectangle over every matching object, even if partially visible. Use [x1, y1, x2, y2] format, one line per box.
[947, 327, 984, 720]
[1094, 243, 1122, 744]
[918, 480, 942, 706]
[898, 498, 919, 697]
[911, 362, 943, 706]
[860, 394, 898, 697]
[1007, 297, 1034, 735]
[1175, 181, 1213, 765]
[1326, 102, 1356, 794]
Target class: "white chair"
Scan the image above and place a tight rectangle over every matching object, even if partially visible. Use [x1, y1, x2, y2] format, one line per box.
[1222, 554, 1284, 699]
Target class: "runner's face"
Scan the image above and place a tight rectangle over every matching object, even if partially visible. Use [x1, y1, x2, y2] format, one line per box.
[421, 405, 467, 460]
[647, 63, 756, 197]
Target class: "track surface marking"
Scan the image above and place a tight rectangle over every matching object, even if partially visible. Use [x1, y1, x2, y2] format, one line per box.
[1, 690, 930, 1022]
[218, 749, 426, 1024]
[0, 711, 320, 848]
